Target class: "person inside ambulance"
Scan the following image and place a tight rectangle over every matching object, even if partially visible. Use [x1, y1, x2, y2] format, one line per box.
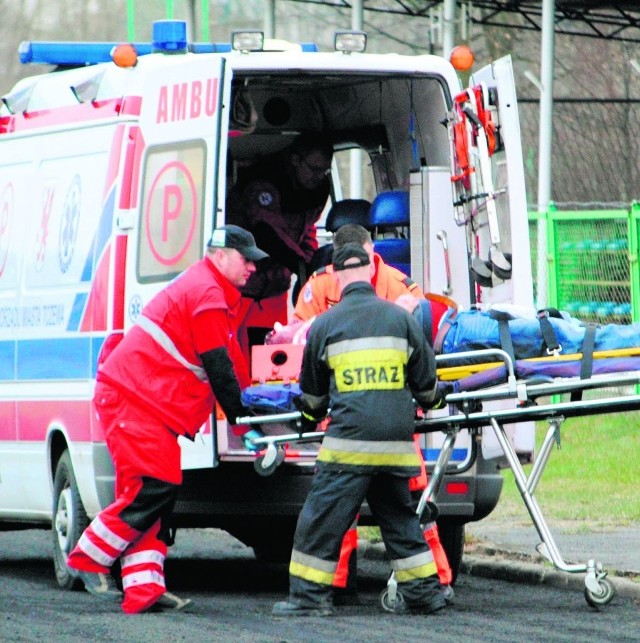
[292, 223, 426, 323]
[226, 132, 334, 356]
[66, 225, 268, 615]
[287, 222, 455, 605]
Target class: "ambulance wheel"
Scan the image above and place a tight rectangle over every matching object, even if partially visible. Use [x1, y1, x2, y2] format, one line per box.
[52, 450, 89, 590]
[379, 587, 405, 613]
[584, 578, 615, 608]
[253, 448, 285, 477]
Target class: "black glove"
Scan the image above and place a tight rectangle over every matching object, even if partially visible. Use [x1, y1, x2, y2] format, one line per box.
[429, 381, 454, 411]
[292, 395, 322, 433]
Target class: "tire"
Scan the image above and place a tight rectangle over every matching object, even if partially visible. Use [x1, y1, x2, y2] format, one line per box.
[52, 450, 89, 590]
[437, 519, 465, 585]
[584, 577, 616, 609]
[379, 587, 405, 613]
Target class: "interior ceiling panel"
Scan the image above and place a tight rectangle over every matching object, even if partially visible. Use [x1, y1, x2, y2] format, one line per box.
[285, 1, 640, 42]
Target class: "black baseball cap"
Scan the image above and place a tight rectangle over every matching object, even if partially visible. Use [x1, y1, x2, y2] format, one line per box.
[332, 242, 371, 271]
[207, 225, 269, 262]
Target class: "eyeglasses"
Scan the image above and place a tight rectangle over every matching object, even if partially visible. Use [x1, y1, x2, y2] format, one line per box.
[300, 156, 331, 176]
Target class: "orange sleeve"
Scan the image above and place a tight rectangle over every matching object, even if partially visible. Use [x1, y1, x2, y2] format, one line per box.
[292, 273, 336, 321]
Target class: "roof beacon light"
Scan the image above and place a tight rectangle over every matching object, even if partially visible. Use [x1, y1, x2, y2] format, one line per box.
[232, 31, 264, 53]
[152, 20, 188, 53]
[334, 31, 367, 54]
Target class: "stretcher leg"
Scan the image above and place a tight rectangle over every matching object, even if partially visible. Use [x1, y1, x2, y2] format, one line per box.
[487, 416, 615, 608]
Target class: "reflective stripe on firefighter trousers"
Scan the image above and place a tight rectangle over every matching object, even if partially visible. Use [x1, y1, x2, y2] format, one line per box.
[390, 550, 437, 582]
[289, 549, 338, 586]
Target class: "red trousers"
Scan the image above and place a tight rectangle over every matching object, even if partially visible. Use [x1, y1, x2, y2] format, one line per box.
[67, 382, 181, 614]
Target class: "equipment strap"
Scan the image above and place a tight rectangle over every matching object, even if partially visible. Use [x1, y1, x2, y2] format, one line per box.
[489, 310, 516, 367]
[571, 322, 598, 401]
[536, 309, 562, 355]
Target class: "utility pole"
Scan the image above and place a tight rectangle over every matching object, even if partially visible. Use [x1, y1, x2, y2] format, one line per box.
[536, 0, 556, 307]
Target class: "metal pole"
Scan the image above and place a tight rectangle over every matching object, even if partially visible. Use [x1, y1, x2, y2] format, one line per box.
[350, 0, 364, 198]
[442, 0, 457, 57]
[536, 0, 556, 308]
[187, 0, 196, 42]
[264, 0, 276, 39]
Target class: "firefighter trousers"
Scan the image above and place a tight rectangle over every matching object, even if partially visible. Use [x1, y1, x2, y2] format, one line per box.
[288, 467, 442, 608]
[67, 382, 181, 614]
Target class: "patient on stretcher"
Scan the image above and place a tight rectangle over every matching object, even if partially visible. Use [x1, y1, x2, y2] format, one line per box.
[266, 297, 640, 361]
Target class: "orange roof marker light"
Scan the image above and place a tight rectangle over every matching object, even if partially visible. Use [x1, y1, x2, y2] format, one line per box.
[111, 43, 138, 68]
[449, 45, 475, 72]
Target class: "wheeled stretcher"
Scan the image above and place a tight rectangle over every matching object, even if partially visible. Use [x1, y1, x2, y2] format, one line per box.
[237, 346, 640, 609]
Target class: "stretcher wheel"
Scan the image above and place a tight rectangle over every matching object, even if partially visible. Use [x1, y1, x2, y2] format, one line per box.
[379, 587, 405, 613]
[584, 577, 615, 609]
[253, 447, 285, 477]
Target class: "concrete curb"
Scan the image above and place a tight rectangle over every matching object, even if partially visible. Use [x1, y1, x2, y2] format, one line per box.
[359, 540, 640, 599]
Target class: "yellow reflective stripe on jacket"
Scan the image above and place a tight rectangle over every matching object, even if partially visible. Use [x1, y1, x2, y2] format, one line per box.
[326, 337, 410, 393]
[391, 551, 438, 582]
[289, 549, 337, 586]
[317, 436, 421, 467]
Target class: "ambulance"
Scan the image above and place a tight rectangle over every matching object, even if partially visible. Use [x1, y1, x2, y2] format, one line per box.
[0, 19, 533, 588]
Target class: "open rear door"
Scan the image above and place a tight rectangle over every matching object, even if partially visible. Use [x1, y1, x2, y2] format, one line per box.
[468, 56, 535, 461]
[449, 55, 533, 309]
[123, 56, 226, 468]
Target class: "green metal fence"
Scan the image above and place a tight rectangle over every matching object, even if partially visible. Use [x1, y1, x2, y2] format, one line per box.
[529, 202, 640, 323]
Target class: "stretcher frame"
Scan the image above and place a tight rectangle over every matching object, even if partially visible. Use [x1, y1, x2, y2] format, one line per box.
[237, 348, 640, 608]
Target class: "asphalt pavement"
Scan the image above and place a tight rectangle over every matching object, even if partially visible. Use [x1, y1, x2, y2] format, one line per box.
[360, 512, 640, 601]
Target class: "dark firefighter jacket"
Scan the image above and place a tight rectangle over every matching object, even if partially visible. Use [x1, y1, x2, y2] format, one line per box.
[297, 281, 439, 477]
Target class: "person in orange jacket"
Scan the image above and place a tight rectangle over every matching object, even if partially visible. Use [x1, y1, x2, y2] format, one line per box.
[291, 222, 454, 604]
[292, 223, 423, 322]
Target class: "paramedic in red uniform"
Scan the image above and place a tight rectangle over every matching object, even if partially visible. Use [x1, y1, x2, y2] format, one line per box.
[272, 243, 448, 616]
[291, 222, 454, 604]
[67, 225, 268, 615]
[226, 132, 333, 354]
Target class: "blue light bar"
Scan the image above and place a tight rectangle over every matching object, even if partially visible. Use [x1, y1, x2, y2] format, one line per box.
[18, 17, 318, 67]
[19, 41, 149, 65]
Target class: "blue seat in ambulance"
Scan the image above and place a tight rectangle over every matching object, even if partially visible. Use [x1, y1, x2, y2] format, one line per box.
[369, 190, 411, 275]
[308, 198, 372, 273]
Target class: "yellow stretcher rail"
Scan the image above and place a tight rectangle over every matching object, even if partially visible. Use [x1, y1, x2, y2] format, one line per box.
[436, 346, 640, 381]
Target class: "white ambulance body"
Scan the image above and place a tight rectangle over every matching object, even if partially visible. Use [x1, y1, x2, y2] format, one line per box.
[0, 21, 533, 587]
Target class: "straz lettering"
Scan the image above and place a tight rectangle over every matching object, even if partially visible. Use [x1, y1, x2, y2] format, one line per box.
[341, 365, 401, 386]
[156, 78, 219, 123]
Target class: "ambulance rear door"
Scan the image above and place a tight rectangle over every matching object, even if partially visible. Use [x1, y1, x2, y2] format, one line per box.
[468, 55, 535, 462]
[123, 55, 228, 468]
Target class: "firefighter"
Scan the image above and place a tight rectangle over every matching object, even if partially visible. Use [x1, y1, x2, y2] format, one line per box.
[292, 223, 454, 604]
[272, 243, 449, 616]
[67, 225, 268, 615]
[226, 132, 333, 356]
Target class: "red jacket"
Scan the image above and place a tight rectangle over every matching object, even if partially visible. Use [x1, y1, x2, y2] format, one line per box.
[98, 258, 250, 438]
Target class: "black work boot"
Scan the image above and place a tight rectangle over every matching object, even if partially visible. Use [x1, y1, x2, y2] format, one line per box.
[401, 594, 448, 615]
[77, 571, 122, 601]
[272, 599, 334, 617]
[154, 591, 194, 611]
